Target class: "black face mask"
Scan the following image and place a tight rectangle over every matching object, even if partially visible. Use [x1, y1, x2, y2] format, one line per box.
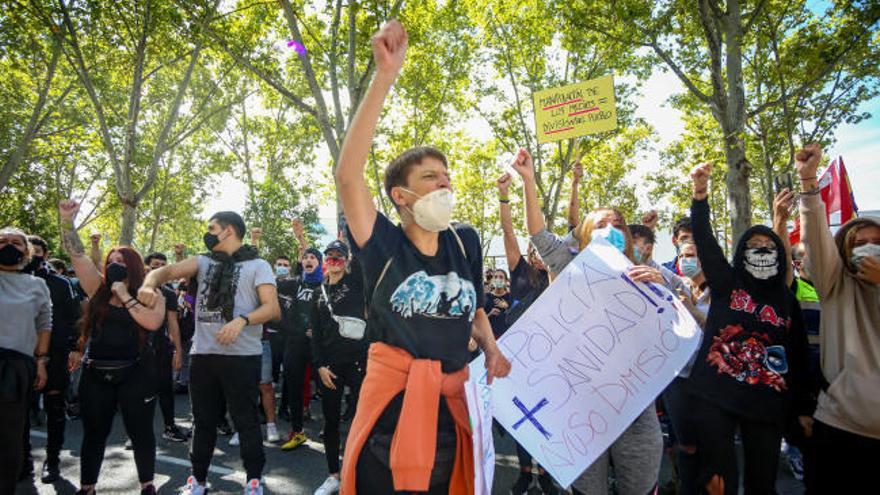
[106, 262, 128, 284]
[23, 255, 45, 273]
[0, 244, 25, 266]
[203, 232, 220, 251]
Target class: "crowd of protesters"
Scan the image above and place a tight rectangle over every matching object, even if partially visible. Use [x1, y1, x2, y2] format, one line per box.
[2, 20, 878, 495]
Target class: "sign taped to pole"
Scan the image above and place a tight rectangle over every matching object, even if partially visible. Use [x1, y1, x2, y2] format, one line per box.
[533, 75, 617, 144]
[480, 238, 701, 488]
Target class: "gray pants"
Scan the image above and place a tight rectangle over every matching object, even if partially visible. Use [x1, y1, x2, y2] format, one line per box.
[572, 404, 663, 495]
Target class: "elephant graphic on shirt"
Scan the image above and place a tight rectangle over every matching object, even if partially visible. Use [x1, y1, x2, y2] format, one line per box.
[390, 270, 477, 321]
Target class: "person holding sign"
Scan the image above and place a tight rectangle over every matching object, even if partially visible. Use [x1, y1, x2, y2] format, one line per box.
[686, 163, 812, 495]
[513, 150, 665, 495]
[334, 20, 511, 494]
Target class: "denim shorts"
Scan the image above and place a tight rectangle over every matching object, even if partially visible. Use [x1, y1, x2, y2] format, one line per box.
[260, 340, 273, 385]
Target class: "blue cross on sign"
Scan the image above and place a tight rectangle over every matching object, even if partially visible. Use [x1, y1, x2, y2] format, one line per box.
[512, 396, 552, 439]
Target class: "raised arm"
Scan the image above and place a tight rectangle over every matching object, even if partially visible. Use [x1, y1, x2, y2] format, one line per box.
[497, 172, 522, 270]
[139, 256, 199, 308]
[89, 233, 104, 272]
[58, 200, 102, 298]
[567, 162, 582, 231]
[291, 218, 309, 260]
[335, 21, 407, 247]
[689, 163, 735, 292]
[510, 148, 546, 236]
[796, 144, 842, 297]
[772, 188, 796, 287]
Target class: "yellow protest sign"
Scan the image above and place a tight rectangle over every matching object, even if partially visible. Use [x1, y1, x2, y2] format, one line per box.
[533, 75, 617, 144]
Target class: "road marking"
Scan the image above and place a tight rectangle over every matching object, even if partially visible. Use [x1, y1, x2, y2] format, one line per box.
[156, 454, 234, 476]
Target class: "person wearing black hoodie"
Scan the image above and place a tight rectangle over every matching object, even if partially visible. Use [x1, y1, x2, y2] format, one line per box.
[23, 236, 80, 484]
[278, 246, 323, 450]
[687, 163, 812, 495]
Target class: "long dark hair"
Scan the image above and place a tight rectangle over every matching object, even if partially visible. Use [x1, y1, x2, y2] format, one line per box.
[77, 247, 147, 351]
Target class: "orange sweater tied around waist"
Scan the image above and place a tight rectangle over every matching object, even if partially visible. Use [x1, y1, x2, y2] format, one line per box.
[340, 342, 474, 494]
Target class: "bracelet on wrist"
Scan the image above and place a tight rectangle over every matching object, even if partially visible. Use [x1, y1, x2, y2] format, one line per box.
[799, 176, 817, 181]
[799, 188, 821, 197]
[499, 199, 510, 204]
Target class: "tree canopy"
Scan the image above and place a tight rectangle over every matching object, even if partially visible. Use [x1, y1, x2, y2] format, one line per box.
[2, 0, 878, 258]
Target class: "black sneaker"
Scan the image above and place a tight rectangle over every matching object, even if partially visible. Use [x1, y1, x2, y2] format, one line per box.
[140, 483, 156, 495]
[163, 424, 188, 442]
[74, 489, 96, 495]
[537, 471, 558, 495]
[510, 471, 533, 495]
[40, 459, 60, 483]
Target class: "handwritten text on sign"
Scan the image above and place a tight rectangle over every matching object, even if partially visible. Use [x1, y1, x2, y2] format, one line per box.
[485, 238, 701, 488]
[533, 76, 617, 144]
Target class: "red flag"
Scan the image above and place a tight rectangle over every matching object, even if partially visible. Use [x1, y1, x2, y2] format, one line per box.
[788, 155, 859, 245]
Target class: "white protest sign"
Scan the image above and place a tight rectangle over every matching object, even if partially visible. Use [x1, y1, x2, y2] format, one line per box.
[485, 238, 702, 488]
[464, 367, 495, 495]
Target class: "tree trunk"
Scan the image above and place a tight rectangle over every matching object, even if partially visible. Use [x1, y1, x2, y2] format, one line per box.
[723, 131, 752, 245]
[120, 201, 138, 246]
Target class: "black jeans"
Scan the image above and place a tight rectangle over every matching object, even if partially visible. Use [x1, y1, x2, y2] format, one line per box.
[319, 360, 364, 473]
[154, 341, 176, 427]
[355, 394, 457, 494]
[0, 352, 34, 494]
[692, 396, 782, 495]
[189, 354, 264, 482]
[79, 358, 157, 485]
[283, 336, 311, 432]
[22, 349, 69, 465]
[803, 419, 880, 494]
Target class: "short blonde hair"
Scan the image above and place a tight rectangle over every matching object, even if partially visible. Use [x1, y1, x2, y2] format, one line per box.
[575, 208, 635, 262]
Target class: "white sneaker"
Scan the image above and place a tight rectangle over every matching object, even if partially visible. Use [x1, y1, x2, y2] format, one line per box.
[314, 476, 340, 495]
[244, 478, 263, 495]
[266, 423, 280, 442]
[180, 475, 207, 495]
[229, 432, 240, 446]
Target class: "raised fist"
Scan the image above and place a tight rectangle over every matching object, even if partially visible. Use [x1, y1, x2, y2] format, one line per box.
[174, 243, 185, 254]
[641, 210, 659, 230]
[58, 199, 81, 223]
[89, 232, 102, 245]
[510, 148, 535, 182]
[690, 162, 712, 194]
[250, 227, 263, 241]
[572, 162, 583, 182]
[496, 172, 512, 195]
[291, 218, 305, 238]
[794, 143, 822, 179]
[372, 20, 408, 79]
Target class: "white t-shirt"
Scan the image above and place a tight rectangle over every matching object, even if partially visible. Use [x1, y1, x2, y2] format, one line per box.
[192, 255, 275, 356]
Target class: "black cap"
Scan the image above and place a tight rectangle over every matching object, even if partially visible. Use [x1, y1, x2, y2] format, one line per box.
[323, 240, 350, 258]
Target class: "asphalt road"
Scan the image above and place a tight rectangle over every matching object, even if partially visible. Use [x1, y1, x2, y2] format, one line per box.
[17, 393, 805, 494]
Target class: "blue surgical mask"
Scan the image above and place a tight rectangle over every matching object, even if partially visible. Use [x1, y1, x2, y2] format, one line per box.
[592, 226, 626, 253]
[679, 257, 702, 278]
[275, 265, 290, 278]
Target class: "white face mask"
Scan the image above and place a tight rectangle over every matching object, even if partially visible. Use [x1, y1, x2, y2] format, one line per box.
[400, 187, 454, 232]
[744, 247, 779, 280]
[851, 243, 880, 268]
